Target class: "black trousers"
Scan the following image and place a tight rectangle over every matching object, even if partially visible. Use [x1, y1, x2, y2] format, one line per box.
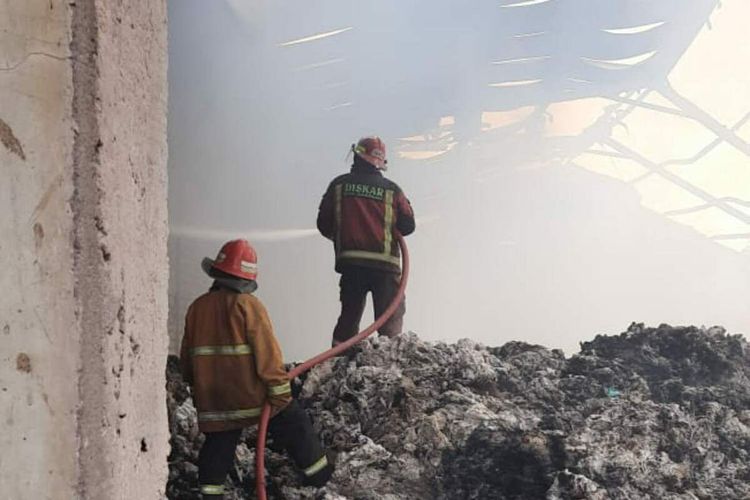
[197, 400, 333, 498]
[332, 267, 405, 346]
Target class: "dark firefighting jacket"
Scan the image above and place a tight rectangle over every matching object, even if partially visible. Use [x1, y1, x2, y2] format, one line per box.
[317, 159, 415, 273]
[180, 286, 292, 433]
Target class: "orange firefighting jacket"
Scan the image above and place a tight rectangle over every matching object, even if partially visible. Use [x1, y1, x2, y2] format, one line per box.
[180, 287, 292, 432]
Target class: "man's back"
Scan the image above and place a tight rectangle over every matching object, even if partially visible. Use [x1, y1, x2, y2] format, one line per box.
[181, 288, 289, 432]
[317, 158, 415, 273]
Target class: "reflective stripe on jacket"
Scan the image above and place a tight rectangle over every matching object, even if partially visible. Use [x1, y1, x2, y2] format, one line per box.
[180, 288, 292, 432]
[317, 159, 415, 273]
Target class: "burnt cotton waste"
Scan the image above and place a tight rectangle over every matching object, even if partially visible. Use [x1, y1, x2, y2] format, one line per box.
[167, 324, 750, 499]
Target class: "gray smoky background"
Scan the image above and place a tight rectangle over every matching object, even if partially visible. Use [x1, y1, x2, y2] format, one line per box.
[168, 0, 750, 360]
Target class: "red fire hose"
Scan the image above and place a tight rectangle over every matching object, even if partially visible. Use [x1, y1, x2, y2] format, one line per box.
[255, 235, 410, 500]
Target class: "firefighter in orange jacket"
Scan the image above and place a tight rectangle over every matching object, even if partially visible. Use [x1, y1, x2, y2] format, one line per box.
[317, 136, 415, 346]
[180, 239, 333, 498]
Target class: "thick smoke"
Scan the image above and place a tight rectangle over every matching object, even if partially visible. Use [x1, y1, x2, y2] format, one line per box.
[168, 0, 749, 360]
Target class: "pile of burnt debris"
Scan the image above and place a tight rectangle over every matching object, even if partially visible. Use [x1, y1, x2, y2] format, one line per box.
[167, 323, 750, 499]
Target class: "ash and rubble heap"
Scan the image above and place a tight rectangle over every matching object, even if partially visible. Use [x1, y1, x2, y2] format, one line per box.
[167, 324, 750, 499]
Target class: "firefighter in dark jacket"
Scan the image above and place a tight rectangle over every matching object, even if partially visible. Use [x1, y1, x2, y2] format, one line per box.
[317, 136, 416, 346]
[180, 239, 333, 498]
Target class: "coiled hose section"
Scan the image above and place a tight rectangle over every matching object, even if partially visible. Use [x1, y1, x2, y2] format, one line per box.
[255, 235, 410, 500]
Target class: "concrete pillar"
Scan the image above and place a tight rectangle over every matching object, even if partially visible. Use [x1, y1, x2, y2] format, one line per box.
[0, 1, 168, 498]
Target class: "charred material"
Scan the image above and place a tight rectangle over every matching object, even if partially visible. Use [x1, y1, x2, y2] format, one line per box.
[167, 324, 750, 499]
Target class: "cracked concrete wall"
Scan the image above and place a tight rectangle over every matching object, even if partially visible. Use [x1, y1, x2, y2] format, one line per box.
[0, 1, 168, 498]
[0, 1, 78, 497]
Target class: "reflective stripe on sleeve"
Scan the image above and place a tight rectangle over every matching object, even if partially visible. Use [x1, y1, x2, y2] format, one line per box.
[268, 382, 292, 396]
[190, 344, 252, 356]
[198, 407, 263, 422]
[200, 484, 225, 495]
[303, 455, 329, 477]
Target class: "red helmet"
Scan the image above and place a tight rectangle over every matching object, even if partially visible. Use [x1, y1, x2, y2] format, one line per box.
[201, 239, 258, 280]
[353, 136, 388, 170]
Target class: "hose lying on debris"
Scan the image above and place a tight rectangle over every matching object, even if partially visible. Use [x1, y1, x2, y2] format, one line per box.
[255, 235, 410, 500]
